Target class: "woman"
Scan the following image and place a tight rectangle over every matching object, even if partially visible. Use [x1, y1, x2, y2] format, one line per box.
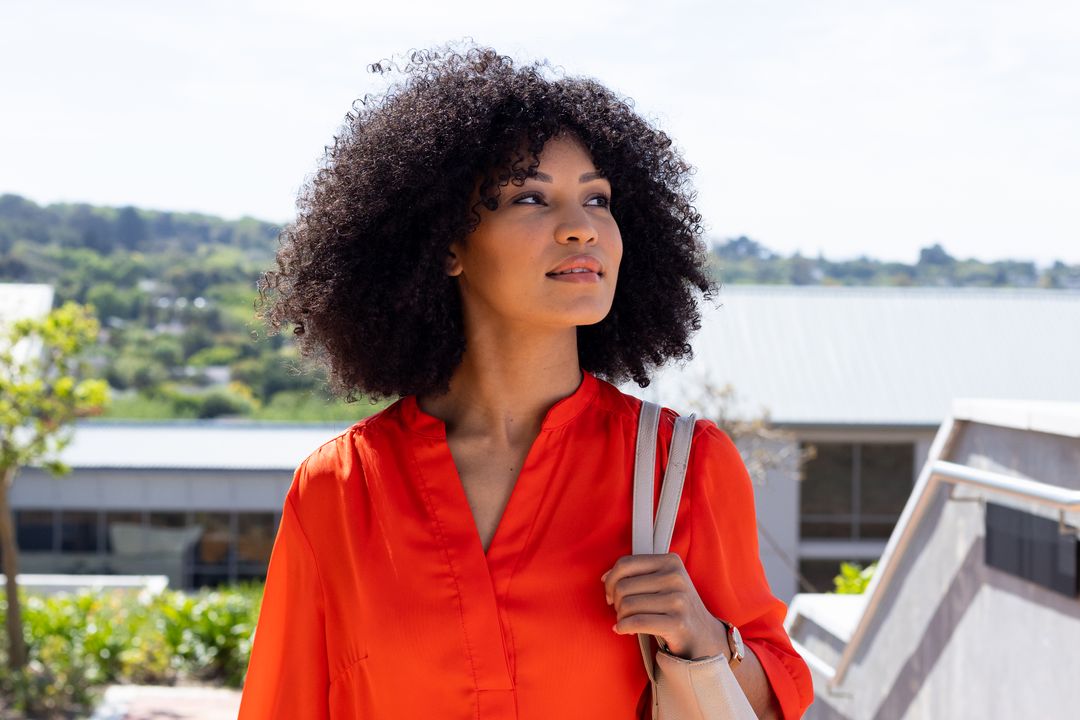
[239, 43, 812, 719]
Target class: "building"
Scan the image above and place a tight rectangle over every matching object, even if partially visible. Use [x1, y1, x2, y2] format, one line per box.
[9, 420, 352, 589]
[620, 284, 1080, 600]
[784, 398, 1080, 718]
[5, 282, 1080, 598]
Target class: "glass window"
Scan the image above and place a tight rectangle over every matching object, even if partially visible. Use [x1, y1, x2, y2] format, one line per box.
[860, 443, 915, 515]
[800, 441, 916, 541]
[16, 510, 55, 552]
[60, 510, 99, 552]
[105, 511, 143, 554]
[859, 519, 902, 539]
[192, 570, 232, 588]
[148, 512, 187, 528]
[800, 517, 855, 539]
[800, 443, 853, 515]
[192, 512, 232, 569]
[237, 513, 275, 566]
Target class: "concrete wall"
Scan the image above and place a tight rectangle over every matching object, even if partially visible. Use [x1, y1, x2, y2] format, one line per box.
[10, 467, 292, 512]
[737, 435, 801, 602]
[803, 419, 1080, 719]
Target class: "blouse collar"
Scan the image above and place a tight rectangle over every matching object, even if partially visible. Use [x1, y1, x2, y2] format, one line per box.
[399, 370, 600, 438]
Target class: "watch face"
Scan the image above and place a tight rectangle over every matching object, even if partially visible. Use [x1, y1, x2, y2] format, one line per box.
[729, 624, 745, 659]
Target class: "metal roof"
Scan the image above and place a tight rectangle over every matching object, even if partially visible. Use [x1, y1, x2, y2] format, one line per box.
[618, 285, 1080, 428]
[38, 419, 355, 472]
[8, 282, 1080, 471]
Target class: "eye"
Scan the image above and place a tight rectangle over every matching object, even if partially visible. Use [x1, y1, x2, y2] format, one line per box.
[512, 192, 612, 207]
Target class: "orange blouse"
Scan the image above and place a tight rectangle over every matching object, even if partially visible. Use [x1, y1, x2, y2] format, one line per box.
[238, 370, 813, 718]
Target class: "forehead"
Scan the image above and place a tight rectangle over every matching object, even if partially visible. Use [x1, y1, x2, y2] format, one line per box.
[519, 132, 595, 170]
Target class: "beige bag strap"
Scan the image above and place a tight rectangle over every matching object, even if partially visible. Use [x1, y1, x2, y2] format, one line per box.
[633, 401, 697, 686]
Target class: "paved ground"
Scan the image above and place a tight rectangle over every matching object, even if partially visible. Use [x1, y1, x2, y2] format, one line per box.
[89, 685, 242, 720]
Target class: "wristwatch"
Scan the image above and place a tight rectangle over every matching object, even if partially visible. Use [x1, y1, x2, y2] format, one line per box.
[656, 621, 745, 668]
[720, 620, 745, 669]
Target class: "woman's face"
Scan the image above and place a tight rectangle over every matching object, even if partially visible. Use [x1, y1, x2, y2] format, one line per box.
[447, 132, 623, 334]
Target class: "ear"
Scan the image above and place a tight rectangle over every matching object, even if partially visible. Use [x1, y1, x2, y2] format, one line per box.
[445, 244, 463, 277]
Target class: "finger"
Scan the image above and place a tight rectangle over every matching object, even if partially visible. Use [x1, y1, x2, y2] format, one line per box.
[602, 553, 677, 599]
[614, 590, 686, 621]
[612, 612, 676, 637]
[608, 572, 684, 608]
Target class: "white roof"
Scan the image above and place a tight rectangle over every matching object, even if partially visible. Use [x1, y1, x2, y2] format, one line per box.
[46, 420, 354, 471]
[621, 285, 1080, 427]
[11, 283, 1080, 471]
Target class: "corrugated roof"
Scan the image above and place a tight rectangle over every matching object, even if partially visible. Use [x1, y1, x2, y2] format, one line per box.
[41, 420, 356, 471]
[618, 285, 1080, 427]
[10, 283, 1080, 470]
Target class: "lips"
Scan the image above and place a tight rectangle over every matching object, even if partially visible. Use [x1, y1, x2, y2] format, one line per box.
[546, 254, 604, 277]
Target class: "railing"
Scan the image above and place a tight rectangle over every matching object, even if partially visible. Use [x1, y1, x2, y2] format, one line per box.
[823, 416, 1080, 689]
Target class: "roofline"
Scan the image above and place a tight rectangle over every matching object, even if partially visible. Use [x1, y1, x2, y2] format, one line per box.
[769, 421, 940, 432]
[73, 418, 360, 430]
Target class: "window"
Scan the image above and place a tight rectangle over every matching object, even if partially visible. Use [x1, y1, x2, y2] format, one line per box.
[15, 510, 55, 552]
[193, 512, 231, 569]
[60, 510, 99, 552]
[800, 442, 915, 540]
[105, 511, 144, 553]
[237, 513, 276, 579]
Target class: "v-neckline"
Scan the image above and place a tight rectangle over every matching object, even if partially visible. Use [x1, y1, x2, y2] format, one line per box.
[396, 371, 600, 692]
[402, 370, 599, 563]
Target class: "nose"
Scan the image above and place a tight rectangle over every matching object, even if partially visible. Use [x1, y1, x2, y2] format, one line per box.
[555, 210, 598, 246]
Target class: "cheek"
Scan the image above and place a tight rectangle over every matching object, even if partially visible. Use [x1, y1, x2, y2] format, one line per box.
[608, 233, 624, 278]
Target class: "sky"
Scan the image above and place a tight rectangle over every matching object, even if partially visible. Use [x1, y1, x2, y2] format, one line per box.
[2, 0, 1078, 267]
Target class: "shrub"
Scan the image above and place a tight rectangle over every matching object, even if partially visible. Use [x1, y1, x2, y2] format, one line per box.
[0, 581, 264, 719]
[832, 561, 877, 594]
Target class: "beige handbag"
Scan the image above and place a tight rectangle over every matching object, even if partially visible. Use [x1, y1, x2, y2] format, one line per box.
[633, 401, 757, 720]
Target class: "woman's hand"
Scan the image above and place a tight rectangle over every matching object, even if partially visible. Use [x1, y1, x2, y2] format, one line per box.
[601, 552, 729, 660]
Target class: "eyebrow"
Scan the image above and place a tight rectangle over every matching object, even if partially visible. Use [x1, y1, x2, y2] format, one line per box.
[528, 171, 608, 183]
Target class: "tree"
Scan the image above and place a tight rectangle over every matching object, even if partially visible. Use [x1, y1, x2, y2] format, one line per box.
[0, 301, 109, 670]
[917, 243, 954, 267]
[116, 206, 148, 252]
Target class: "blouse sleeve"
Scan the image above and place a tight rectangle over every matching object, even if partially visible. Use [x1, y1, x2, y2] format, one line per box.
[238, 461, 331, 719]
[684, 420, 814, 720]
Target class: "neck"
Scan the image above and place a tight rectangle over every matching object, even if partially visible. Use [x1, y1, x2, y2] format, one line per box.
[416, 325, 583, 446]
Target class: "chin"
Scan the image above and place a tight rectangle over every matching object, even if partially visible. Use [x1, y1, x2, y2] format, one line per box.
[565, 304, 614, 327]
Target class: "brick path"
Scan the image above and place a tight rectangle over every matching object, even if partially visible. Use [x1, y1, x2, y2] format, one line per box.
[90, 684, 242, 720]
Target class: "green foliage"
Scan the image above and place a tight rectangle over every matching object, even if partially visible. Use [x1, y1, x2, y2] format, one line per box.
[252, 388, 388, 422]
[187, 344, 242, 367]
[833, 561, 877, 594]
[0, 301, 110, 472]
[0, 583, 264, 718]
[708, 236, 1080, 289]
[7, 194, 1077, 424]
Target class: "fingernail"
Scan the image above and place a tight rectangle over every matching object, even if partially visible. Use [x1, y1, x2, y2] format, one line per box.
[600, 571, 609, 582]
[611, 623, 619, 633]
[605, 594, 612, 605]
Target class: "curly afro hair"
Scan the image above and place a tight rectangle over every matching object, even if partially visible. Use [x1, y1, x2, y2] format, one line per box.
[255, 40, 717, 403]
